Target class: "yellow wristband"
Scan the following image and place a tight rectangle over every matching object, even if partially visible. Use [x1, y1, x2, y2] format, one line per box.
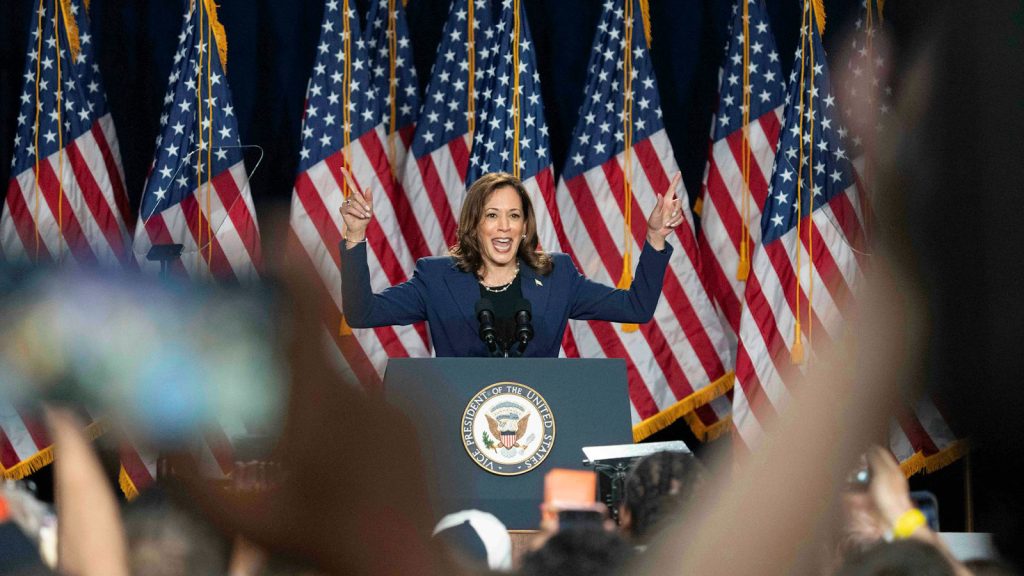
[892, 508, 927, 540]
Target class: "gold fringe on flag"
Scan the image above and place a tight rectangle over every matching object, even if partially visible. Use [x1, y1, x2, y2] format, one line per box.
[899, 441, 969, 478]
[202, 0, 229, 72]
[923, 440, 969, 473]
[631, 371, 735, 442]
[0, 420, 108, 481]
[638, 0, 652, 47]
[58, 0, 82, 63]
[118, 466, 141, 500]
[810, 0, 827, 34]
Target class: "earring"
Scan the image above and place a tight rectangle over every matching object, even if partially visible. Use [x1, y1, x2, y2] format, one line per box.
[522, 234, 527, 240]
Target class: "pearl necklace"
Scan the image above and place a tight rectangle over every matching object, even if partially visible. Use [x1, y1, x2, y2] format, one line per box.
[478, 263, 520, 293]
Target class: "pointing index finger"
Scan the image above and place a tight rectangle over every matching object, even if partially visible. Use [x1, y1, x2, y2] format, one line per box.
[667, 172, 682, 202]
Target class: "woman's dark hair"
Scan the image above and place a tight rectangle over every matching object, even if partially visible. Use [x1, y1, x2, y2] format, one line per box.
[519, 527, 632, 576]
[622, 451, 707, 541]
[449, 172, 553, 275]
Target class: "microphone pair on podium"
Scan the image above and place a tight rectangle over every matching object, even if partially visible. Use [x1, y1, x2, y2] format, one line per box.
[474, 298, 534, 358]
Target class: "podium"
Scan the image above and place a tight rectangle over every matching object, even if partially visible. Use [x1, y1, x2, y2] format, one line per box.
[383, 358, 632, 529]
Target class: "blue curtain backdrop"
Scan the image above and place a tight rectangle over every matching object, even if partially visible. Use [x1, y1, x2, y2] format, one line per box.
[3, 0, 912, 223]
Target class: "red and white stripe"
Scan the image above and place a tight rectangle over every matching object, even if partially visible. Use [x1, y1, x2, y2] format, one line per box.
[0, 405, 54, 479]
[557, 129, 734, 437]
[379, 126, 432, 261]
[290, 126, 432, 388]
[1, 114, 133, 269]
[0, 113, 147, 490]
[890, 396, 962, 466]
[523, 164, 581, 360]
[697, 106, 783, 347]
[732, 182, 868, 451]
[132, 161, 261, 283]
[129, 161, 262, 491]
[400, 132, 471, 256]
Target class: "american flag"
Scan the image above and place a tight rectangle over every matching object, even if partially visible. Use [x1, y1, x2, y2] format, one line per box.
[125, 0, 261, 492]
[1, 404, 107, 483]
[1, 0, 132, 267]
[697, 0, 785, 349]
[839, 0, 889, 169]
[837, 1, 964, 473]
[364, 0, 429, 259]
[132, 0, 261, 283]
[0, 0, 132, 484]
[732, 3, 869, 450]
[400, 0, 495, 255]
[288, 0, 430, 387]
[556, 0, 733, 441]
[465, 0, 568, 260]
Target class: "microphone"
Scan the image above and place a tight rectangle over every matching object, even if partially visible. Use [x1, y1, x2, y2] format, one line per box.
[511, 298, 533, 357]
[475, 298, 500, 357]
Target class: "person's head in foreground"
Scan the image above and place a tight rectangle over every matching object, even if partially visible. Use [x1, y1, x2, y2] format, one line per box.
[432, 509, 512, 573]
[619, 450, 707, 543]
[519, 526, 632, 576]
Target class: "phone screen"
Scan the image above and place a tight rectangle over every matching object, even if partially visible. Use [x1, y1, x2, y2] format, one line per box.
[0, 271, 287, 450]
[557, 509, 605, 530]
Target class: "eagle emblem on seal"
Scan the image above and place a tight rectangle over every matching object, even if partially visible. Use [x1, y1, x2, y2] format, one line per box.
[482, 401, 535, 457]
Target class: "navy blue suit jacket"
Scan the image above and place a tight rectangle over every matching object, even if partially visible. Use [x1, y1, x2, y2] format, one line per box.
[340, 241, 673, 357]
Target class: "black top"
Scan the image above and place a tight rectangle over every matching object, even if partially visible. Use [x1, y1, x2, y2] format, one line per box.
[478, 274, 523, 350]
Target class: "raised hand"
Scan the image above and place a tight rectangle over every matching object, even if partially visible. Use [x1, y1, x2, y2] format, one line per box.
[338, 166, 374, 245]
[646, 171, 685, 250]
[865, 444, 915, 528]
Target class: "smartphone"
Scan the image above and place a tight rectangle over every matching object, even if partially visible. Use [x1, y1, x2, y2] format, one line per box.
[0, 270, 286, 449]
[910, 491, 941, 532]
[556, 509, 605, 530]
[542, 469, 605, 530]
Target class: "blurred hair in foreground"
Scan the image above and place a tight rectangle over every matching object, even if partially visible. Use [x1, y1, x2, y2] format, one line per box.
[631, 1, 1024, 574]
[871, 0, 1024, 565]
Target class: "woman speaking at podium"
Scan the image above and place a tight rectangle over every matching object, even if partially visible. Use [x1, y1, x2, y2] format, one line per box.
[338, 171, 684, 357]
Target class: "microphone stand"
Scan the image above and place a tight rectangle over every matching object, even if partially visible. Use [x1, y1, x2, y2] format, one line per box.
[475, 298, 501, 357]
[509, 299, 534, 358]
